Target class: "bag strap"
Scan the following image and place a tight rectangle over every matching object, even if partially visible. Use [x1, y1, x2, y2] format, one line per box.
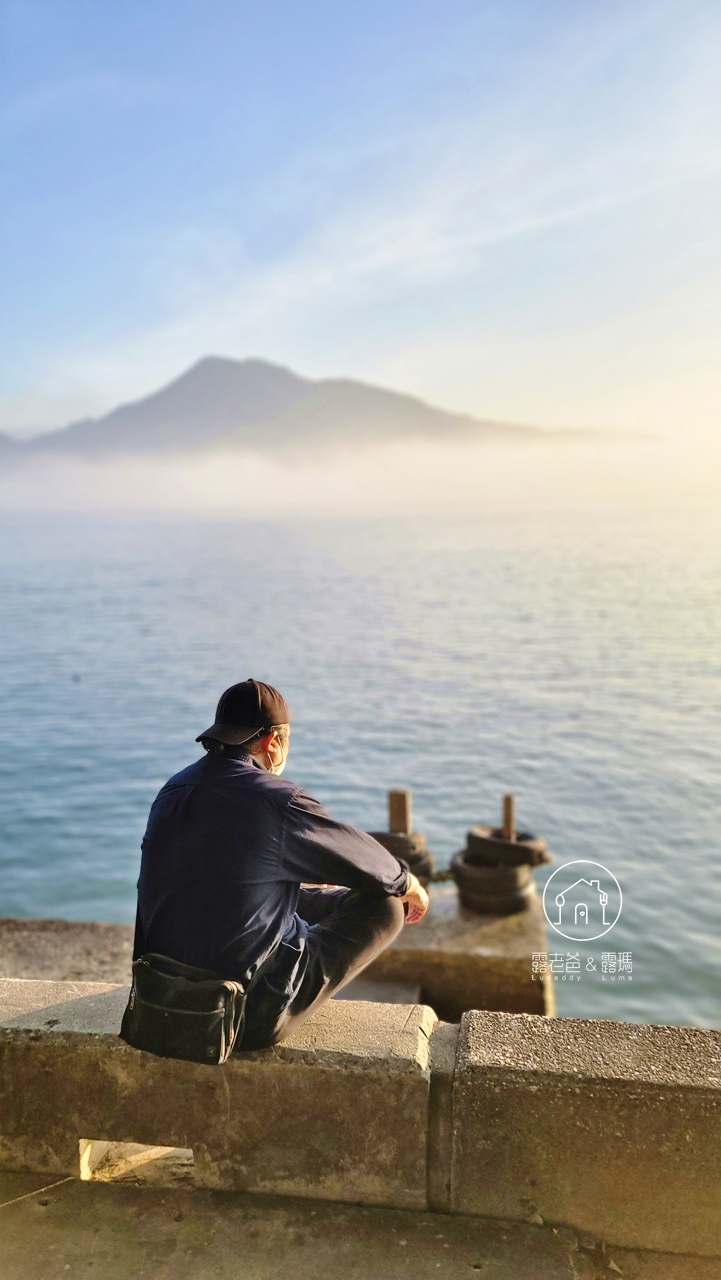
[133, 942, 280, 994]
[133, 953, 224, 984]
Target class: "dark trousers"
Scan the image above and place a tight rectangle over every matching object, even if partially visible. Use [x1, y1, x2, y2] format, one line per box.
[239, 888, 405, 1050]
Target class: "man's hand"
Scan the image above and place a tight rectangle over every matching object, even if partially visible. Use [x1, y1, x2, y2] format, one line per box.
[400, 873, 429, 924]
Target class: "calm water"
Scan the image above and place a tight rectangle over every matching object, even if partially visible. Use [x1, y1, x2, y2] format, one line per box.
[0, 509, 719, 1027]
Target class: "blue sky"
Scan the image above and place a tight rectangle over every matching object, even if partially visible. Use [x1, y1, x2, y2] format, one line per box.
[1, 0, 720, 434]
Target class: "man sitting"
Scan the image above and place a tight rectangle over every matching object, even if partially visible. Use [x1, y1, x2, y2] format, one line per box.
[132, 679, 428, 1049]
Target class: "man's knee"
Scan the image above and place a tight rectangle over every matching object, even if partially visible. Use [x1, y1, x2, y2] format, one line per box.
[361, 891, 405, 943]
[387, 893, 406, 931]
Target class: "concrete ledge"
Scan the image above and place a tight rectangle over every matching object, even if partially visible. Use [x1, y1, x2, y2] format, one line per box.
[365, 884, 554, 1019]
[452, 1010, 721, 1256]
[0, 917, 133, 983]
[0, 977, 128, 1031]
[0, 978, 434, 1073]
[0, 979, 436, 1209]
[2, 979, 720, 1258]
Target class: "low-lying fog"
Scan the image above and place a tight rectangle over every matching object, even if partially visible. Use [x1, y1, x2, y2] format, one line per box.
[1, 431, 719, 516]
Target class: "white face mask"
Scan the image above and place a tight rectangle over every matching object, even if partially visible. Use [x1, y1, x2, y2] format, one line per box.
[251, 727, 288, 775]
[267, 732, 289, 775]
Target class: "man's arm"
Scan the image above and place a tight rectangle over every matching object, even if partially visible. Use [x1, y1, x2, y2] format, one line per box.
[282, 789, 410, 897]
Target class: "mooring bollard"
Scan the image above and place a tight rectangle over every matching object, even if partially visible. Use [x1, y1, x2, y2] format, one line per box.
[388, 788, 412, 836]
[451, 793, 551, 915]
[368, 789, 435, 886]
[502, 792, 516, 842]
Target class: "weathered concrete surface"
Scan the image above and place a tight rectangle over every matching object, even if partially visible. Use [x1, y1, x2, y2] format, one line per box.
[0, 916, 133, 982]
[365, 884, 554, 1020]
[0, 1177, 715, 1280]
[336, 976, 422, 1004]
[598, 1246, 721, 1279]
[0, 976, 128, 1031]
[0, 977, 432, 1066]
[426, 1019, 458, 1214]
[3, 979, 720, 1260]
[452, 1011, 721, 1257]
[0, 1176, 579, 1280]
[0, 978, 436, 1209]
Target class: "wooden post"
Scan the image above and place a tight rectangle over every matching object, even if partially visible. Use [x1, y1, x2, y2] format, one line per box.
[388, 788, 413, 835]
[502, 793, 516, 842]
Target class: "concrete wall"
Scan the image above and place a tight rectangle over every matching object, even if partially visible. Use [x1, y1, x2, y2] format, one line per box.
[0, 979, 719, 1258]
[0, 980, 434, 1210]
[451, 1011, 721, 1257]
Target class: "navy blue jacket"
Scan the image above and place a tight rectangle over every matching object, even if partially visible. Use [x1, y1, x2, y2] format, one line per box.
[133, 749, 409, 985]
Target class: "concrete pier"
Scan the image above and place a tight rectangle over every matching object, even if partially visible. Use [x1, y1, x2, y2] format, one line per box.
[365, 884, 555, 1020]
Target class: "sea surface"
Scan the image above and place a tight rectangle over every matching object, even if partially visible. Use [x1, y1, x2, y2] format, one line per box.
[0, 508, 719, 1027]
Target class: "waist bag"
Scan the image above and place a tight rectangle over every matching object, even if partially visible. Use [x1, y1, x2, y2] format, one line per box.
[120, 952, 248, 1065]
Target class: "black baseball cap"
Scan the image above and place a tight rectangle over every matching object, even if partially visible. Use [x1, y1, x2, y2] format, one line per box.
[196, 678, 291, 746]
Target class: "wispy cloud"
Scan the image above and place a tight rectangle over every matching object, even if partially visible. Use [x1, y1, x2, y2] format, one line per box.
[0, 73, 165, 138]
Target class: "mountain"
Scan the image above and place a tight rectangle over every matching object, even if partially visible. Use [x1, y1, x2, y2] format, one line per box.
[0, 433, 23, 453]
[24, 358, 312, 455]
[218, 378, 537, 451]
[15, 356, 547, 458]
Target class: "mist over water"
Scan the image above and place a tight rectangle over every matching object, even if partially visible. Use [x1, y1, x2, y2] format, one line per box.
[2, 428, 721, 516]
[0, 501, 719, 1028]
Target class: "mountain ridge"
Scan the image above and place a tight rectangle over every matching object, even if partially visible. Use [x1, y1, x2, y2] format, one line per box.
[9, 356, 565, 458]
